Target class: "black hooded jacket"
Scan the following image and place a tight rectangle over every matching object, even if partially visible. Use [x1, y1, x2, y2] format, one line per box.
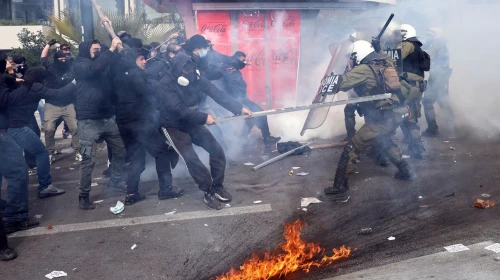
[0, 77, 31, 130]
[180, 49, 223, 81]
[73, 41, 120, 120]
[158, 54, 243, 130]
[113, 49, 158, 125]
[43, 60, 75, 106]
[221, 57, 248, 99]
[6, 81, 75, 128]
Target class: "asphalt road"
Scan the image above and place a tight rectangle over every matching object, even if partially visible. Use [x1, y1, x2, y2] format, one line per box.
[1, 130, 500, 280]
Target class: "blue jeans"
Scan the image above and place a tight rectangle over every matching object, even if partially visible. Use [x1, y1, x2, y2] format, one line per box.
[38, 100, 45, 127]
[0, 131, 29, 222]
[8, 126, 52, 190]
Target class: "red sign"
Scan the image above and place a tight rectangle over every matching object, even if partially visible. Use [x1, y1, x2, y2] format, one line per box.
[197, 11, 231, 55]
[196, 10, 301, 109]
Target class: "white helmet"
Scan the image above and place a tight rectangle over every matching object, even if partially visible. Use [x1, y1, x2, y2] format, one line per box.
[401, 24, 417, 40]
[350, 40, 374, 65]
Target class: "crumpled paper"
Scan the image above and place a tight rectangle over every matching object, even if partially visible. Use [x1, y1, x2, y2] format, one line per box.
[301, 197, 322, 207]
[45, 271, 67, 279]
[110, 201, 124, 214]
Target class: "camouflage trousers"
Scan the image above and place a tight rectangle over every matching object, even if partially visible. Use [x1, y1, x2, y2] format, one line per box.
[346, 113, 403, 175]
[422, 81, 455, 132]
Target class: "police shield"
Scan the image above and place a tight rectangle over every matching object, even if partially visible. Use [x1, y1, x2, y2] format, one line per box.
[355, 16, 403, 72]
[300, 40, 353, 136]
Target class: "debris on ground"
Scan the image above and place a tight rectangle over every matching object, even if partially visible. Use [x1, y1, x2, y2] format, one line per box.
[443, 140, 450, 143]
[445, 193, 455, 197]
[47, 224, 53, 230]
[244, 162, 255, 166]
[473, 199, 495, 209]
[277, 141, 312, 155]
[165, 210, 176, 215]
[69, 167, 75, 170]
[34, 214, 43, 219]
[253, 200, 262, 204]
[131, 244, 137, 250]
[289, 170, 294, 176]
[110, 201, 125, 214]
[296, 172, 310, 176]
[444, 244, 470, 253]
[484, 243, 500, 253]
[54, 167, 60, 170]
[418, 196, 423, 199]
[91, 183, 98, 187]
[300, 197, 322, 207]
[358, 228, 372, 235]
[45, 271, 67, 279]
[204, 224, 208, 227]
[495, 256, 500, 262]
[388, 236, 396, 241]
[450, 147, 455, 150]
[301, 208, 307, 212]
[225, 204, 231, 208]
[93, 177, 103, 180]
[292, 167, 301, 170]
[94, 200, 104, 204]
[481, 193, 491, 198]
[402, 155, 411, 159]
[420, 205, 430, 208]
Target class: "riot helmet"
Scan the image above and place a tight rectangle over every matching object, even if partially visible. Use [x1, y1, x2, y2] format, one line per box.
[401, 24, 417, 40]
[350, 40, 374, 65]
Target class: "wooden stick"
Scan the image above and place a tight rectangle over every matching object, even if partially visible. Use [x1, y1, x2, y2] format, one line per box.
[90, 0, 123, 52]
[310, 142, 346, 150]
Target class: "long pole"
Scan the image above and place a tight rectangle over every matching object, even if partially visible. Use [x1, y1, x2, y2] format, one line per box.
[252, 142, 313, 171]
[215, 93, 392, 122]
[90, 0, 123, 52]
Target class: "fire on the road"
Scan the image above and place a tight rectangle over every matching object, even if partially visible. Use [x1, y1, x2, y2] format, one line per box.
[215, 220, 351, 280]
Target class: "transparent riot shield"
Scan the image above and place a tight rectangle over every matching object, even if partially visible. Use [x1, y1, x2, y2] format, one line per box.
[300, 40, 353, 136]
[355, 16, 402, 72]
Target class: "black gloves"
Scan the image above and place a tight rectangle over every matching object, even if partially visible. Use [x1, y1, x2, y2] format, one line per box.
[371, 38, 381, 53]
[23, 67, 46, 88]
[47, 39, 57, 46]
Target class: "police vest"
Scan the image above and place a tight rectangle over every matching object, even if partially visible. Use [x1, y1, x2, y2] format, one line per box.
[402, 40, 425, 77]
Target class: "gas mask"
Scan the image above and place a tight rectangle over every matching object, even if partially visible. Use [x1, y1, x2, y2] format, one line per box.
[177, 69, 200, 87]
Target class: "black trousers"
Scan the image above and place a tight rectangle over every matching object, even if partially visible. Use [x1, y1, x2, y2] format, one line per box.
[238, 97, 271, 138]
[118, 121, 173, 194]
[166, 125, 225, 192]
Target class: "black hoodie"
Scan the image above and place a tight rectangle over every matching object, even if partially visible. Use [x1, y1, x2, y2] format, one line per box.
[158, 54, 243, 130]
[73, 41, 120, 120]
[113, 49, 157, 125]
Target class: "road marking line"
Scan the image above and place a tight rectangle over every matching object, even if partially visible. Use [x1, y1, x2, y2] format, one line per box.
[9, 204, 272, 238]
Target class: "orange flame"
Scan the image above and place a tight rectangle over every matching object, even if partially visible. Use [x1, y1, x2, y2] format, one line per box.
[473, 199, 495, 209]
[215, 220, 351, 280]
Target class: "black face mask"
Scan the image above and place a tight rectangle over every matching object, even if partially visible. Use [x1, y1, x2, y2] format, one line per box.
[236, 60, 246, 70]
[92, 51, 102, 60]
[54, 60, 69, 71]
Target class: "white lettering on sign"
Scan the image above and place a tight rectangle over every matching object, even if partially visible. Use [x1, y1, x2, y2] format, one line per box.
[321, 75, 340, 93]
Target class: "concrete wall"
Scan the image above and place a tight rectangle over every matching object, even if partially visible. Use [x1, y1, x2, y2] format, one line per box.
[0, 25, 50, 50]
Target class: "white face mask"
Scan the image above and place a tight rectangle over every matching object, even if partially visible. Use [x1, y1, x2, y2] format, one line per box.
[177, 76, 190, 87]
[199, 49, 208, 58]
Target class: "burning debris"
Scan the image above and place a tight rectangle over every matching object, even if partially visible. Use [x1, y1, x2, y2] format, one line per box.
[215, 220, 351, 280]
[473, 199, 495, 209]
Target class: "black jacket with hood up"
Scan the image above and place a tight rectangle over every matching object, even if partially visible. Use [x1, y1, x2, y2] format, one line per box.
[113, 49, 158, 125]
[73, 41, 120, 120]
[158, 54, 243, 130]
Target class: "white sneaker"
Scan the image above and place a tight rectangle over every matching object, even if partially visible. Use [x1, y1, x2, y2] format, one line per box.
[75, 153, 82, 162]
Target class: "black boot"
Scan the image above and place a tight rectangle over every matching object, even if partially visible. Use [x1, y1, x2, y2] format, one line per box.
[409, 142, 425, 160]
[124, 192, 146, 205]
[422, 128, 439, 137]
[0, 247, 17, 261]
[376, 154, 390, 167]
[79, 193, 96, 210]
[324, 141, 354, 202]
[212, 184, 232, 202]
[263, 136, 281, 146]
[204, 189, 222, 210]
[4, 218, 40, 234]
[394, 160, 417, 181]
[102, 166, 111, 178]
[158, 186, 184, 200]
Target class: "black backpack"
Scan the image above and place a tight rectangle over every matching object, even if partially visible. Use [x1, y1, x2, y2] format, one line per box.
[419, 50, 431, 71]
